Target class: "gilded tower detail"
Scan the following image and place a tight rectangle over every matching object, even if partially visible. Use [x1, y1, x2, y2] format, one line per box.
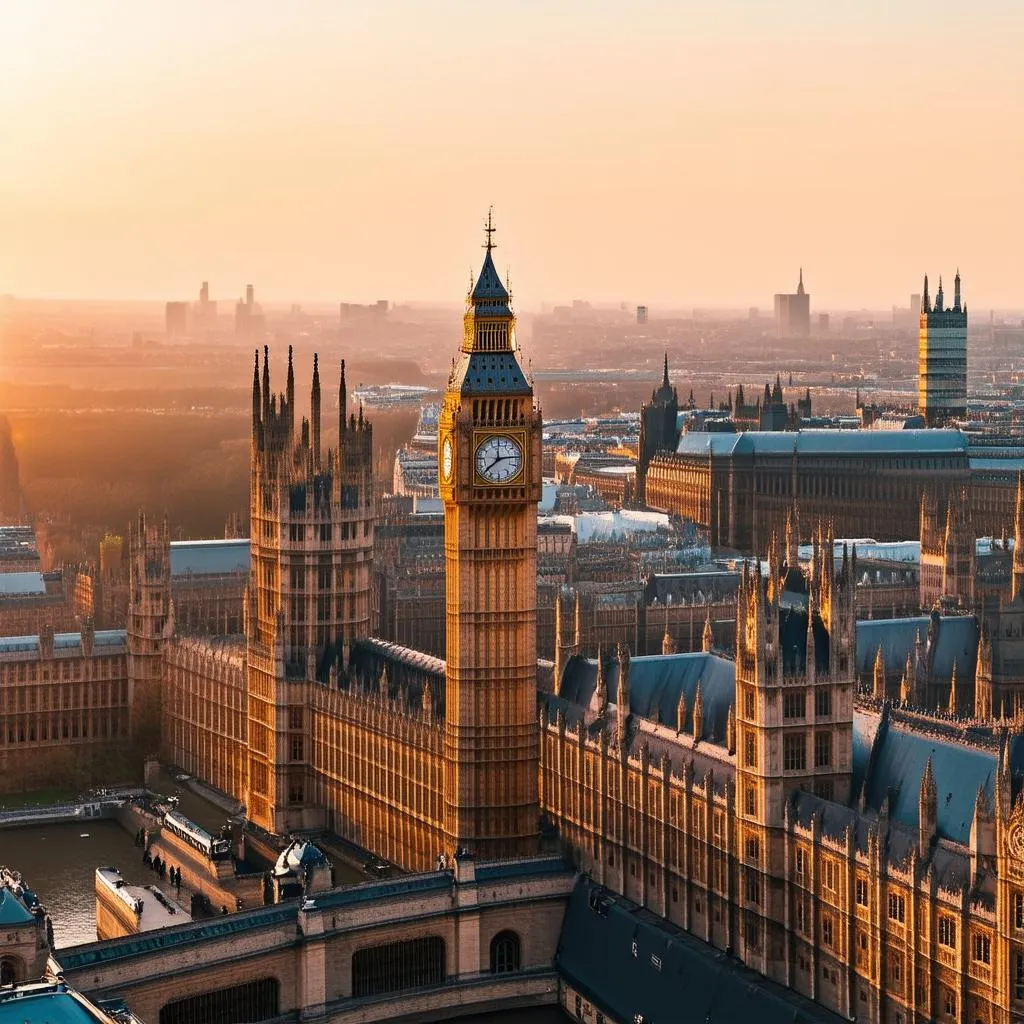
[439, 216, 542, 859]
[246, 346, 373, 833]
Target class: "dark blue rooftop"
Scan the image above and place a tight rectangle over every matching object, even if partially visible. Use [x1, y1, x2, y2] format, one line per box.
[559, 651, 736, 746]
[856, 614, 978, 682]
[450, 350, 530, 396]
[56, 904, 298, 972]
[471, 248, 510, 306]
[856, 708, 999, 843]
[557, 877, 848, 1024]
[310, 871, 451, 911]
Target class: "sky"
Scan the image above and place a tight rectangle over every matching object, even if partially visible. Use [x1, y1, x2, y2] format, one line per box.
[1, 0, 1022, 309]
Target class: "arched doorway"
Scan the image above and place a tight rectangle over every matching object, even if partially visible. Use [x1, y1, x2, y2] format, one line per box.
[0, 958, 20, 986]
[490, 930, 521, 974]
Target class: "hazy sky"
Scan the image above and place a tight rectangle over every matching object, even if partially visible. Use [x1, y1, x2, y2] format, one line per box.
[2, 1, 1022, 308]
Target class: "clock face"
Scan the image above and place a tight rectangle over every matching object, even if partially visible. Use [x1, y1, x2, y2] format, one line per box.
[442, 436, 453, 480]
[475, 434, 523, 484]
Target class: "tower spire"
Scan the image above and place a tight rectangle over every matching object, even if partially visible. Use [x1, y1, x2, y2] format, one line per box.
[252, 348, 261, 433]
[286, 344, 295, 433]
[922, 275, 930, 313]
[311, 352, 321, 469]
[262, 344, 270, 422]
[484, 206, 496, 252]
[797, 267, 805, 295]
[954, 268, 962, 312]
[339, 359, 347, 433]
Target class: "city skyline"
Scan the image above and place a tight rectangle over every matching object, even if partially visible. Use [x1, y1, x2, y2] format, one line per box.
[2, 1, 1022, 307]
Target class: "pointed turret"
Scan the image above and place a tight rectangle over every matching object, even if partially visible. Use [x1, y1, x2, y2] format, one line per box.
[676, 690, 687, 734]
[262, 344, 271, 422]
[286, 344, 295, 431]
[252, 348, 261, 434]
[922, 275, 930, 314]
[873, 644, 886, 700]
[661, 603, 676, 656]
[954, 268, 962, 312]
[663, 351, 670, 389]
[692, 681, 704, 741]
[726, 703, 735, 755]
[311, 353, 321, 469]
[702, 613, 713, 653]
[616, 643, 631, 715]
[948, 661, 959, 715]
[935, 275, 944, 313]
[919, 757, 937, 858]
[339, 358, 347, 434]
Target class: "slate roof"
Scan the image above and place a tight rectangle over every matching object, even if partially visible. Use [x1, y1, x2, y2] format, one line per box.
[0, 571, 46, 596]
[0, 630, 127, 657]
[559, 651, 736, 746]
[676, 428, 968, 459]
[556, 877, 848, 1024]
[853, 706, 1007, 846]
[470, 248, 510, 306]
[170, 539, 250, 577]
[449, 350, 530, 396]
[856, 614, 978, 682]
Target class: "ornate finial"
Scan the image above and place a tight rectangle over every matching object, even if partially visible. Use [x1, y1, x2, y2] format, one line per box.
[483, 206, 496, 252]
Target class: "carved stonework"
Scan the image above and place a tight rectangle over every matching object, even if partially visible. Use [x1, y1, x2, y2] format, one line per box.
[1007, 800, 1024, 862]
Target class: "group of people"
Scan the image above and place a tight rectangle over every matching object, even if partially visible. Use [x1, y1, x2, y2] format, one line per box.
[141, 847, 183, 891]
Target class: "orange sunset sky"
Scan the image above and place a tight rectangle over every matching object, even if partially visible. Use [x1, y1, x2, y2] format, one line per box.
[1, 1, 1022, 309]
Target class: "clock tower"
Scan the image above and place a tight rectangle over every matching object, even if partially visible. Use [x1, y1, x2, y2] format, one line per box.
[439, 214, 542, 859]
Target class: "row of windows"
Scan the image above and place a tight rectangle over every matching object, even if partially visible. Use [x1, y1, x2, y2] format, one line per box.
[742, 729, 833, 771]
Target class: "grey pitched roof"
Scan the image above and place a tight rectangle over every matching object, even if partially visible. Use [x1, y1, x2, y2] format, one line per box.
[856, 614, 978, 682]
[449, 350, 530, 396]
[856, 711, 997, 845]
[170, 539, 250, 577]
[556, 877, 849, 1024]
[676, 428, 968, 459]
[470, 248, 510, 306]
[559, 651, 735, 746]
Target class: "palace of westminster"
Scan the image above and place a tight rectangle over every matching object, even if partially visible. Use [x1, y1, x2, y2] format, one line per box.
[7, 231, 1024, 1024]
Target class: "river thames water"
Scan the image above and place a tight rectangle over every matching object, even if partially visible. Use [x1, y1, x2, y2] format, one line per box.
[0, 770, 368, 949]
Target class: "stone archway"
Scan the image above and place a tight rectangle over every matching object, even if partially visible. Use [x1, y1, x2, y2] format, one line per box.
[0, 957, 21, 986]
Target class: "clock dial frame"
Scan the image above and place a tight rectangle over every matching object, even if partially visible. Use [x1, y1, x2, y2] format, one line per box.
[474, 433, 524, 485]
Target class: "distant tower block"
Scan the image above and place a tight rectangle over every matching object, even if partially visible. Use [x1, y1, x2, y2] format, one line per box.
[636, 305, 648, 325]
[918, 271, 968, 427]
[773, 269, 810, 338]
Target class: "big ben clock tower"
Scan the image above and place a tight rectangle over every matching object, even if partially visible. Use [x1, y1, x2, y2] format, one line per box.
[439, 213, 542, 859]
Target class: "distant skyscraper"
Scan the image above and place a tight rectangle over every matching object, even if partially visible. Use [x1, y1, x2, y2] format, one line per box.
[165, 301, 188, 336]
[636, 305, 648, 325]
[773, 269, 810, 338]
[918, 271, 967, 427]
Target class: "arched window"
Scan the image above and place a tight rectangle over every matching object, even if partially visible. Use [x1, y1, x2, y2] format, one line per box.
[0, 958, 19, 986]
[490, 930, 521, 974]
